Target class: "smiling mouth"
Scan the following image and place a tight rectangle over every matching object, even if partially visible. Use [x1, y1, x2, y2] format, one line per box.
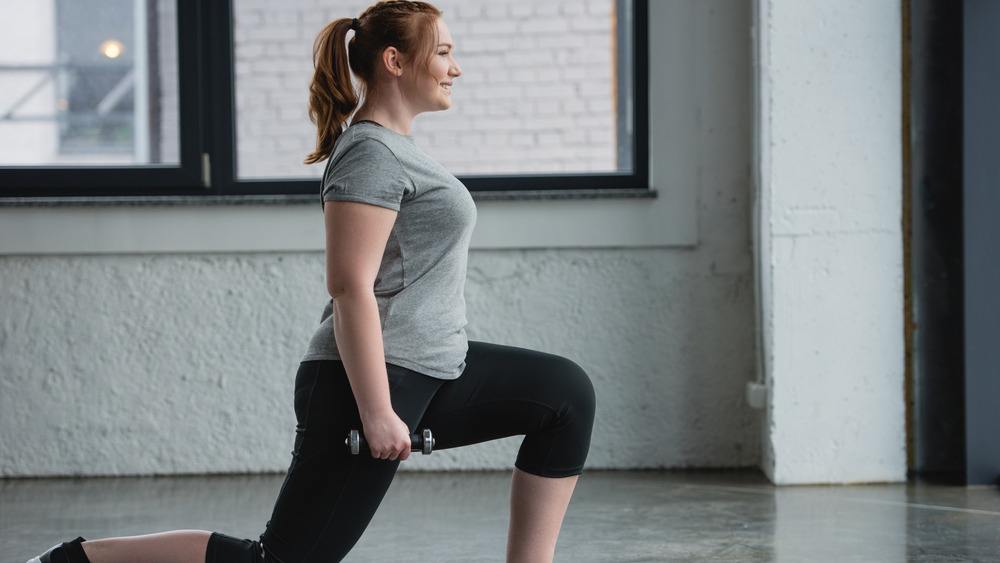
[441, 83, 452, 92]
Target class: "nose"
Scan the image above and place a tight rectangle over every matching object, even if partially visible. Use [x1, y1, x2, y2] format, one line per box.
[451, 59, 462, 77]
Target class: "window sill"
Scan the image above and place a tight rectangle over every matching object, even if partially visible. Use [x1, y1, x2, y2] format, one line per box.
[0, 188, 656, 208]
[0, 185, 686, 255]
[472, 189, 656, 201]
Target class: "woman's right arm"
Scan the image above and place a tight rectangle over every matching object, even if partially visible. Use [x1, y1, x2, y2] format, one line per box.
[324, 199, 413, 461]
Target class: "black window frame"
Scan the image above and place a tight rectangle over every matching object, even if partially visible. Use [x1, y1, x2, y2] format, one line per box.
[0, 0, 648, 201]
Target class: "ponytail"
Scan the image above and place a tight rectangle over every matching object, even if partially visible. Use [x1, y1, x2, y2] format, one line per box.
[304, 18, 356, 165]
[304, 1, 443, 165]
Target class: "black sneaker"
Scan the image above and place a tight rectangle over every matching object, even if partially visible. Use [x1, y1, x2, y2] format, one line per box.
[26, 537, 86, 563]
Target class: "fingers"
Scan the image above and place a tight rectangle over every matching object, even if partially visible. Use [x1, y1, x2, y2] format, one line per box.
[391, 431, 411, 461]
[370, 439, 410, 461]
[363, 417, 413, 461]
[370, 437, 408, 460]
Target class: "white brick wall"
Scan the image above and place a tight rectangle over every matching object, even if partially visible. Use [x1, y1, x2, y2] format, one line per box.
[233, 0, 620, 179]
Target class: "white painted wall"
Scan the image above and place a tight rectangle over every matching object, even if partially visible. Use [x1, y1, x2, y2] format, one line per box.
[0, 0, 758, 477]
[754, 0, 906, 484]
[2, 0, 909, 484]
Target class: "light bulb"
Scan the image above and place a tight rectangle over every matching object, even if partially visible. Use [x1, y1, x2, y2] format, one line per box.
[100, 40, 124, 59]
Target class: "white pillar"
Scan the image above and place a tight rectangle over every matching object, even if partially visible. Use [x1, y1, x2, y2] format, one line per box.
[753, 0, 906, 484]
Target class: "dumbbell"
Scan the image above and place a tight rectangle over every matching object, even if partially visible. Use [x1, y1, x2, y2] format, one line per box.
[345, 428, 435, 455]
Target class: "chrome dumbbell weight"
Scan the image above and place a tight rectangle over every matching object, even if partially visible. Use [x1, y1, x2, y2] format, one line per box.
[345, 428, 435, 455]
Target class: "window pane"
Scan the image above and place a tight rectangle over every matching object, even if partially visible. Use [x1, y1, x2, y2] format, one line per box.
[233, 0, 632, 180]
[0, 0, 179, 167]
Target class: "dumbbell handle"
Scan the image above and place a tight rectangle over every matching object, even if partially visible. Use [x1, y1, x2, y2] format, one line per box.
[346, 428, 435, 455]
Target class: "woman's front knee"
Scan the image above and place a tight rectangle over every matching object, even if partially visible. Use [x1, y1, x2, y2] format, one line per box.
[550, 356, 596, 423]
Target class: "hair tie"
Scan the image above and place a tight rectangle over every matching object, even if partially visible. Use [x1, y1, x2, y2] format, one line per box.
[351, 18, 359, 31]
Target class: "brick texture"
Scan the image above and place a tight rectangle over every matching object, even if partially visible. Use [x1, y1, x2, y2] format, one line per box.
[232, 0, 620, 179]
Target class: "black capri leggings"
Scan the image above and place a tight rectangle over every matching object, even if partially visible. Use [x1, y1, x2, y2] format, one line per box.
[207, 341, 596, 563]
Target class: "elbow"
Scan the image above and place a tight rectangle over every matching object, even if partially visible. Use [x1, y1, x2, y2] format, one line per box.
[327, 279, 371, 302]
[327, 281, 347, 300]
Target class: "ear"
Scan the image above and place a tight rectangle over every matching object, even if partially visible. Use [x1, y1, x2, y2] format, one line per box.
[381, 46, 405, 77]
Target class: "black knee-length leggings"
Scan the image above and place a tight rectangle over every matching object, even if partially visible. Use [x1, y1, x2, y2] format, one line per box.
[206, 341, 596, 563]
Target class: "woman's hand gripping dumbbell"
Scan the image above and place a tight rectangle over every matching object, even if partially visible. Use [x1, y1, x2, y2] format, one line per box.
[345, 428, 435, 456]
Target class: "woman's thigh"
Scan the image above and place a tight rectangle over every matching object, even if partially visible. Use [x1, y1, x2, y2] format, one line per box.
[418, 341, 596, 477]
[260, 360, 442, 562]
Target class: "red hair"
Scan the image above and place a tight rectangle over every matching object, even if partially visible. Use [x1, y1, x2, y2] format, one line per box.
[304, 1, 442, 164]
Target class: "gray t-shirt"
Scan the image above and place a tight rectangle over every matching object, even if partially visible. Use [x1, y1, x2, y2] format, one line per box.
[301, 122, 477, 380]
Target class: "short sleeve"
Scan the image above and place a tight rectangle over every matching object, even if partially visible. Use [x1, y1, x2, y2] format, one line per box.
[322, 137, 413, 211]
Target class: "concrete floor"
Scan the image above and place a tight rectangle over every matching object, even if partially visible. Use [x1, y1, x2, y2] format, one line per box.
[2, 470, 998, 562]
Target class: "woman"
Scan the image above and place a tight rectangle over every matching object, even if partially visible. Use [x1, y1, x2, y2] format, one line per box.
[28, 2, 594, 562]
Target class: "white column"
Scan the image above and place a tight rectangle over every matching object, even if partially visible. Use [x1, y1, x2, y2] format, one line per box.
[753, 0, 906, 484]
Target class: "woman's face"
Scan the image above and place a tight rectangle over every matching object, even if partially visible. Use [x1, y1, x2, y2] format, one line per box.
[404, 17, 461, 114]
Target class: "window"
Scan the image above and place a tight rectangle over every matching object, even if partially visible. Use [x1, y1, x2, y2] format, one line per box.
[1, 0, 647, 200]
[1, 0, 199, 194]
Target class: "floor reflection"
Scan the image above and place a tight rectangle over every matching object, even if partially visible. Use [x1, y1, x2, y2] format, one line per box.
[2, 470, 997, 562]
